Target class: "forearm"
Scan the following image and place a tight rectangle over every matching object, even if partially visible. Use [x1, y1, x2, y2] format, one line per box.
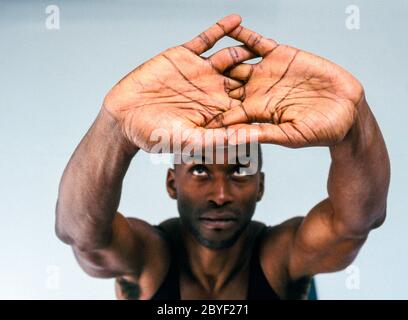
[328, 96, 390, 237]
[55, 107, 139, 250]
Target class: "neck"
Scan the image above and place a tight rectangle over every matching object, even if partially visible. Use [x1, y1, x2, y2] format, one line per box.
[180, 223, 252, 294]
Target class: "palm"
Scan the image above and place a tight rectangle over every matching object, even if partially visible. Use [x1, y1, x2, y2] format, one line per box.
[246, 46, 363, 146]
[103, 15, 254, 151]
[104, 48, 232, 150]
[214, 26, 364, 148]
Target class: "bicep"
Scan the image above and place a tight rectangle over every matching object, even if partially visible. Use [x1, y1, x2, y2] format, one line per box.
[72, 213, 169, 279]
[288, 199, 367, 280]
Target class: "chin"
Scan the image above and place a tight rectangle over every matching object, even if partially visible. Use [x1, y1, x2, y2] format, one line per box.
[197, 236, 237, 250]
[194, 225, 243, 250]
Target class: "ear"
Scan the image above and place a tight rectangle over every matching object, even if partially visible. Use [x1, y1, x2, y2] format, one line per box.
[256, 172, 265, 202]
[166, 168, 177, 199]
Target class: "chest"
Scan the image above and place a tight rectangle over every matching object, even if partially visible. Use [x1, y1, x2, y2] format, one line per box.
[178, 264, 250, 300]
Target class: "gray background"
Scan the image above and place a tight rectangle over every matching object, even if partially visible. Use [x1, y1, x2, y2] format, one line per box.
[0, 0, 406, 299]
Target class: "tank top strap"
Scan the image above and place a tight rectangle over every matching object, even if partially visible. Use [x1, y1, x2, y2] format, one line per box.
[149, 225, 180, 300]
[247, 225, 281, 300]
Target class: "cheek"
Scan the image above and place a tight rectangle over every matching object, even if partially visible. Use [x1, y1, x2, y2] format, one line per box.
[176, 189, 202, 215]
[178, 185, 199, 203]
[234, 183, 260, 201]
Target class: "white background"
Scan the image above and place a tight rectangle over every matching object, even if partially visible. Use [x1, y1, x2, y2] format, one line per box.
[0, 0, 406, 299]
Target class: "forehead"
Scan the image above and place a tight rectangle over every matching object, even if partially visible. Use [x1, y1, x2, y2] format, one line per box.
[174, 143, 260, 168]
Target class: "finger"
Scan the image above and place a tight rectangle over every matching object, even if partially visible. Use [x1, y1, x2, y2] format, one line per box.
[182, 14, 242, 55]
[208, 45, 257, 73]
[205, 101, 250, 129]
[224, 77, 244, 92]
[228, 86, 245, 100]
[227, 63, 254, 82]
[225, 124, 262, 145]
[228, 25, 278, 56]
[226, 123, 293, 146]
[181, 127, 229, 150]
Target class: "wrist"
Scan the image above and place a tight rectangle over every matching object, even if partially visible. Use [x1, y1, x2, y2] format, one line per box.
[97, 106, 140, 157]
[330, 96, 377, 159]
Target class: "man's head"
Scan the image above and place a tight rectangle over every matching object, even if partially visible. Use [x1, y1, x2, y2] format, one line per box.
[166, 143, 264, 250]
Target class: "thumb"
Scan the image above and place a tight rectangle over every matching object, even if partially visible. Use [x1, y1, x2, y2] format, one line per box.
[226, 123, 295, 147]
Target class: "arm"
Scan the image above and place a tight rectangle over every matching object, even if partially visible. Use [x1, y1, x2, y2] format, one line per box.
[55, 14, 256, 280]
[288, 97, 390, 279]
[55, 107, 169, 278]
[222, 25, 390, 279]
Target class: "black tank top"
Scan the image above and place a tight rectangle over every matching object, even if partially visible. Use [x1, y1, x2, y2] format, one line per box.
[150, 225, 280, 300]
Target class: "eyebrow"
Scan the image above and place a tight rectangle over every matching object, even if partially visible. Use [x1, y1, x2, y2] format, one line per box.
[180, 150, 254, 165]
[184, 154, 210, 164]
[188, 156, 252, 166]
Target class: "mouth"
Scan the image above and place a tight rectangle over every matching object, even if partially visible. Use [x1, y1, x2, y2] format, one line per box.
[199, 216, 238, 230]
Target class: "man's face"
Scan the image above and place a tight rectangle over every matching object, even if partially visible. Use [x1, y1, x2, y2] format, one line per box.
[166, 146, 264, 250]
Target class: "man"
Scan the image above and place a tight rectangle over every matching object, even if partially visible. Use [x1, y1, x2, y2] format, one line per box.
[55, 14, 390, 299]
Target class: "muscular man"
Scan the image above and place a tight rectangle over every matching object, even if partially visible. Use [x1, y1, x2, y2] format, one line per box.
[55, 15, 390, 299]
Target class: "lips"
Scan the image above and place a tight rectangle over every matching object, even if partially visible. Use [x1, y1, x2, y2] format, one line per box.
[200, 211, 237, 221]
[199, 212, 238, 230]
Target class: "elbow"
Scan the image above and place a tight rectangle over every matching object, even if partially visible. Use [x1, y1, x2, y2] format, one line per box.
[55, 200, 75, 246]
[55, 201, 112, 251]
[334, 221, 369, 240]
[371, 205, 387, 230]
[55, 220, 73, 246]
[334, 206, 387, 239]
[55, 223, 108, 252]
[55, 223, 105, 252]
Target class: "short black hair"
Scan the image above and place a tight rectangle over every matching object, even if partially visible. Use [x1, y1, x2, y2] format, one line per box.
[173, 143, 263, 171]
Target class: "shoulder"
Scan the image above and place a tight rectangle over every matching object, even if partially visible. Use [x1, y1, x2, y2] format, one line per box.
[126, 216, 171, 251]
[263, 217, 304, 243]
[116, 217, 173, 299]
[257, 217, 306, 297]
[156, 217, 181, 238]
[158, 217, 180, 229]
[250, 218, 304, 264]
[258, 217, 304, 251]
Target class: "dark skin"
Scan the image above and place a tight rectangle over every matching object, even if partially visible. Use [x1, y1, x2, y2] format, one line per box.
[171, 147, 263, 251]
[163, 151, 268, 299]
[55, 14, 390, 299]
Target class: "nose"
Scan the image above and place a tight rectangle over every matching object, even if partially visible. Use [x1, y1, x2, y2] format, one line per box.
[208, 175, 233, 207]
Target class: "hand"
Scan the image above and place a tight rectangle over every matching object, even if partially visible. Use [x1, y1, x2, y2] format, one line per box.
[103, 14, 257, 152]
[208, 25, 365, 148]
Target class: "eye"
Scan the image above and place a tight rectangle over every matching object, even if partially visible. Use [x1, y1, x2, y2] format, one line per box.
[232, 165, 251, 177]
[191, 165, 208, 177]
